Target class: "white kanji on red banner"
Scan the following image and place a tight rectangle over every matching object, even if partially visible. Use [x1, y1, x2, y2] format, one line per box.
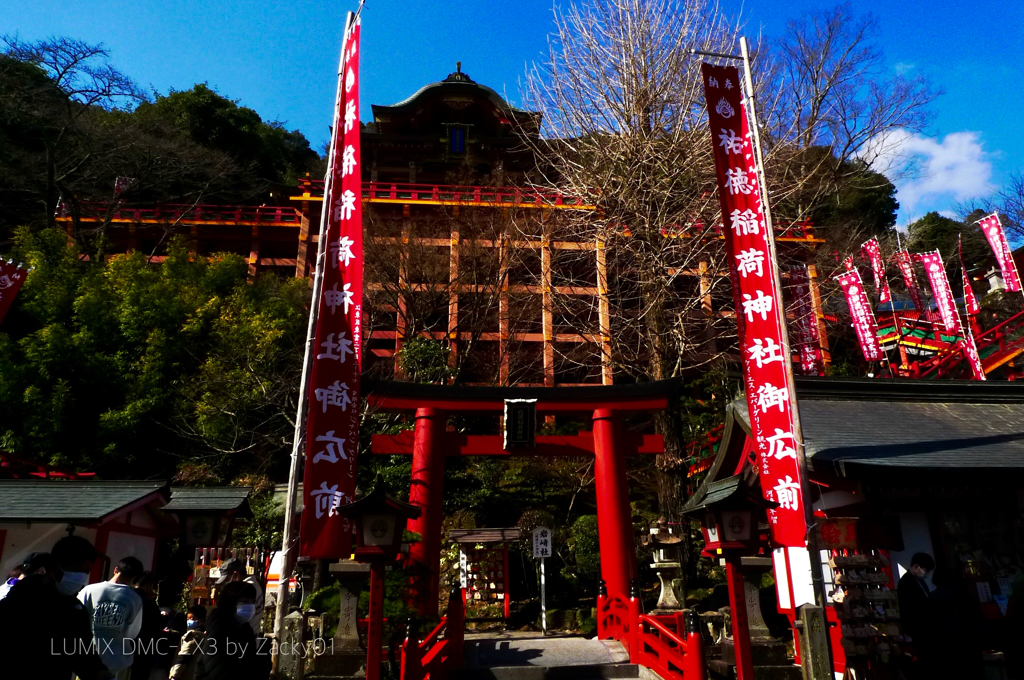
[702, 63, 805, 548]
[978, 213, 1021, 293]
[300, 15, 364, 558]
[836, 269, 883, 362]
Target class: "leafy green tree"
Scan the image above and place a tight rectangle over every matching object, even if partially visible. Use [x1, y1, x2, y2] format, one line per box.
[907, 211, 990, 267]
[133, 84, 321, 189]
[0, 228, 308, 480]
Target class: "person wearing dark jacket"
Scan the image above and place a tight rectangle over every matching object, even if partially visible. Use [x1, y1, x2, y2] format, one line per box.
[132, 571, 168, 680]
[0, 555, 111, 680]
[195, 581, 270, 680]
[930, 565, 984, 680]
[898, 552, 936, 678]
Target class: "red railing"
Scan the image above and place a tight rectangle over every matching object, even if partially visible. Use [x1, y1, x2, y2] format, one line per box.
[635, 613, 707, 680]
[295, 177, 593, 209]
[401, 590, 465, 680]
[597, 586, 706, 680]
[362, 182, 594, 208]
[58, 202, 303, 225]
[901, 309, 1024, 379]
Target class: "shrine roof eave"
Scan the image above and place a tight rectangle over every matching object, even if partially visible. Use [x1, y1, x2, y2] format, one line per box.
[364, 378, 680, 413]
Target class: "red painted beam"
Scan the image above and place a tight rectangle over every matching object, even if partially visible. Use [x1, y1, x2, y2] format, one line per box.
[366, 395, 670, 413]
[371, 431, 663, 456]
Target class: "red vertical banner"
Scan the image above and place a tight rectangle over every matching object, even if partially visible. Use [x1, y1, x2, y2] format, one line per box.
[861, 238, 891, 304]
[702, 63, 804, 547]
[916, 251, 958, 333]
[917, 250, 985, 380]
[959, 239, 980, 316]
[786, 265, 824, 376]
[299, 16, 363, 558]
[0, 260, 28, 325]
[836, 269, 883, 362]
[893, 249, 925, 313]
[978, 213, 1021, 293]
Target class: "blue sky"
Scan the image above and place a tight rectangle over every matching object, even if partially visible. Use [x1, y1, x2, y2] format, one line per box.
[2, 0, 1020, 226]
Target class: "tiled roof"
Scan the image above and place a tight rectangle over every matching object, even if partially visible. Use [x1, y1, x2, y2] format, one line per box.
[161, 486, 252, 512]
[801, 400, 1024, 473]
[0, 480, 167, 522]
[732, 378, 1024, 474]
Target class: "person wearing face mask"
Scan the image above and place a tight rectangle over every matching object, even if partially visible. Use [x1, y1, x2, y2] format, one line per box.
[52, 534, 99, 596]
[0, 552, 111, 680]
[195, 581, 270, 680]
[212, 557, 265, 635]
[170, 605, 207, 680]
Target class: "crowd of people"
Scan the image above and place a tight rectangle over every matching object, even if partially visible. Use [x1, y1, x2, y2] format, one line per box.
[0, 535, 271, 680]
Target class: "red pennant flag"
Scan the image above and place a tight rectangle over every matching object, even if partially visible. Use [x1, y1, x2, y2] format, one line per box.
[702, 63, 805, 548]
[916, 250, 984, 380]
[861, 238, 891, 304]
[299, 16, 364, 559]
[842, 255, 855, 271]
[916, 251, 958, 333]
[977, 213, 1021, 293]
[893, 249, 926, 313]
[0, 261, 28, 325]
[836, 269, 883, 362]
[959, 239, 980, 316]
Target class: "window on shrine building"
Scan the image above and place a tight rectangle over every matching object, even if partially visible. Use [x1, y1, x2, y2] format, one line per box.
[449, 126, 467, 155]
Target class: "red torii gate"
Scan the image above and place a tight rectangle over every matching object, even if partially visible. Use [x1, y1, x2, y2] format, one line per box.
[366, 379, 677, 614]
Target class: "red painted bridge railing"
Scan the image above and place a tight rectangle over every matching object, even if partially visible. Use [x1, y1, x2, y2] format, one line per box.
[401, 588, 465, 680]
[59, 202, 302, 225]
[597, 583, 707, 680]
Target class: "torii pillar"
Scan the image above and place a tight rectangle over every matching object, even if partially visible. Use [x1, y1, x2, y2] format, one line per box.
[592, 409, 636, 597]
[407, 408, 447, 616]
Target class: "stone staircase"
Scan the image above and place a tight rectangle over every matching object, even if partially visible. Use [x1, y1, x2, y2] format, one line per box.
[456, 634, 640, 680]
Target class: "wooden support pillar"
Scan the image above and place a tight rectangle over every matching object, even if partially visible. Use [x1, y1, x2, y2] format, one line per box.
[248, 225, 260, 279]
[806, 264, 831, 368]
[726, 555, 755, 680]
[592, 409, 635, 599]
[699, 259, 717, 356]
[699, 260, 713, 316]
[395, 212, 410, 378]
[448, 226, 460, 379]
[596, 236, 613, 385]
[296, 200, 312, 278]
[407, 408, 446, 616]
[541, 230, 555, 387]
[499, 233, 510, 385]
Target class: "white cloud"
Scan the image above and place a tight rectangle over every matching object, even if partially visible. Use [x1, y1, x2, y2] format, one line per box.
[860, 129, 994, 218]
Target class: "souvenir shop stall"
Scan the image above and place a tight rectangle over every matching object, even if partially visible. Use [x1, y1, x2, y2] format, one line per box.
[688, 378, 1024, 678]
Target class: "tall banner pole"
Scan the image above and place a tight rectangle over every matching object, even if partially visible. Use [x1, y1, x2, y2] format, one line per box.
[274, 9, 357, 649]
[698, 38, 833, 676]
[738, 40, 831, 631]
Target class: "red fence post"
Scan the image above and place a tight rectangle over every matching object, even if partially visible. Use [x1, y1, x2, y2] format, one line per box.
[597, 581, 608, 638]
[400, 617, 420, 680]
[447, 583, 465, 669]
[627, 580, 642, 662]
[684, 609, 708, 680]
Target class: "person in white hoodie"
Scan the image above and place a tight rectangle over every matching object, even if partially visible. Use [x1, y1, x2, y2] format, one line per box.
[79, 557, 145, 680]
